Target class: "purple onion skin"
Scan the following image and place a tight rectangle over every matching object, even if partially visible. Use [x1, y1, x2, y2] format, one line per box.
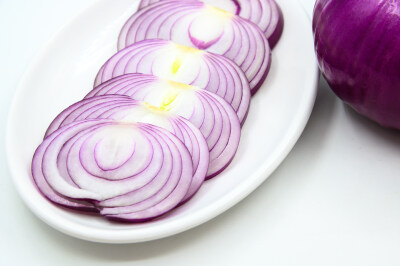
[251, 50, 272, 95]
[313, 0, 400, 130]
[268, 3, 284, 49]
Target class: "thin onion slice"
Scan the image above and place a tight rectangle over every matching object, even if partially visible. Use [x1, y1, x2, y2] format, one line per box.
[32, 119, 193, 222]
[94, 39, 251, 121]
[118, 0, 271, 94]
[86, 74, 241, 178]
[32, 121, 100, 211]
[45, 95, 209, 203]
[138, 0, 283, 48]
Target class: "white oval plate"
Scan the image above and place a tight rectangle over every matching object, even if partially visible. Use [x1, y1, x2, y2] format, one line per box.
[6, 0, 318, 243]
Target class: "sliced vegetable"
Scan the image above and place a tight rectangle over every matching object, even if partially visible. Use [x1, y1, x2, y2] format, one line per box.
[32, 119, 193, 222]
[138, 0, 283, 48]
[86, 74, 241, 178]
[313, 0, 400, 130]
[32, 120, 99, 211]
[118, 0, 271, 94]
[45, 95, 209, 203]
[94, 39, 251, 120]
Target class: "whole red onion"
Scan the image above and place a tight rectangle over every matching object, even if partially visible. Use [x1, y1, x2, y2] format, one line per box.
[313, 0, 400, 129]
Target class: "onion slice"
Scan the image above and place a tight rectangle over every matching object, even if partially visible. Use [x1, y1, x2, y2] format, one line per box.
[86, 74, 241, 178]
[45, 95, 209, 203]
[32, 119, 194, 222]
[94, 39, 251, 120]
[118, 0, 271, 94]
[138, 0, 283, 48]
[32, 121, 100, 211]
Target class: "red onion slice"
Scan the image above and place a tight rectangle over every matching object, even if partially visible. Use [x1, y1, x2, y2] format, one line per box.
[32, 121, 101, 211]
[86, 74, 241, 178]
[94, 39, 251, 120]
[100, 124, 195, 221]
[138, 0, 283, 48]
[118, 1, 271, 94]
[45, 95, 209, 203]
[32, 120, 194, 221]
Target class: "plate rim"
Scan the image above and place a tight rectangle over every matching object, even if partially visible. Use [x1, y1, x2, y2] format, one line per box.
[6, 0, 319, 243]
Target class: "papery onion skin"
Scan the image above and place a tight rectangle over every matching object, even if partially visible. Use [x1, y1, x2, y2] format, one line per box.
[313, 0, 400, 130]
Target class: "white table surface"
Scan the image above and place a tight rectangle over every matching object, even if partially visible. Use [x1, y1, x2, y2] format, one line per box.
[1, 0, 400, 265]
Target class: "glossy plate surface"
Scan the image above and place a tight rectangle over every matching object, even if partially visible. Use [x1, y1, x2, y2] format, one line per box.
[6, 0, 318, 243]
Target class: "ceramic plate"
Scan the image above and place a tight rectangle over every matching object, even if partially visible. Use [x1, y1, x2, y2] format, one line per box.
[6, 0, 318, 243]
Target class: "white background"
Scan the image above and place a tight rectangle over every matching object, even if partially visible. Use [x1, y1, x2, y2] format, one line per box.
[1, 0, 400, 265]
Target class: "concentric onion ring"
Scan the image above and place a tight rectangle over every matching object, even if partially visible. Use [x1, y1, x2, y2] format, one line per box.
[45, 95, 209, 203]
[138, 0, 283, 48]
[32, 120, 100, 211]
[86, 74, 241, 178]
[118, 0, 271, 94]
[94, 39, 251, 120]
[32, 119, 194, 222]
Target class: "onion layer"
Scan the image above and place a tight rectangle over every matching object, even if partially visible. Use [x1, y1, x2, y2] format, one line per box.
[138, 0, 283, 48]
[32, 120, 194, 222]
[118, 0, 271, 94]
[94, 39, 251, 120]
[86, 73, 241, 178]
[45, 95, 209, 203]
